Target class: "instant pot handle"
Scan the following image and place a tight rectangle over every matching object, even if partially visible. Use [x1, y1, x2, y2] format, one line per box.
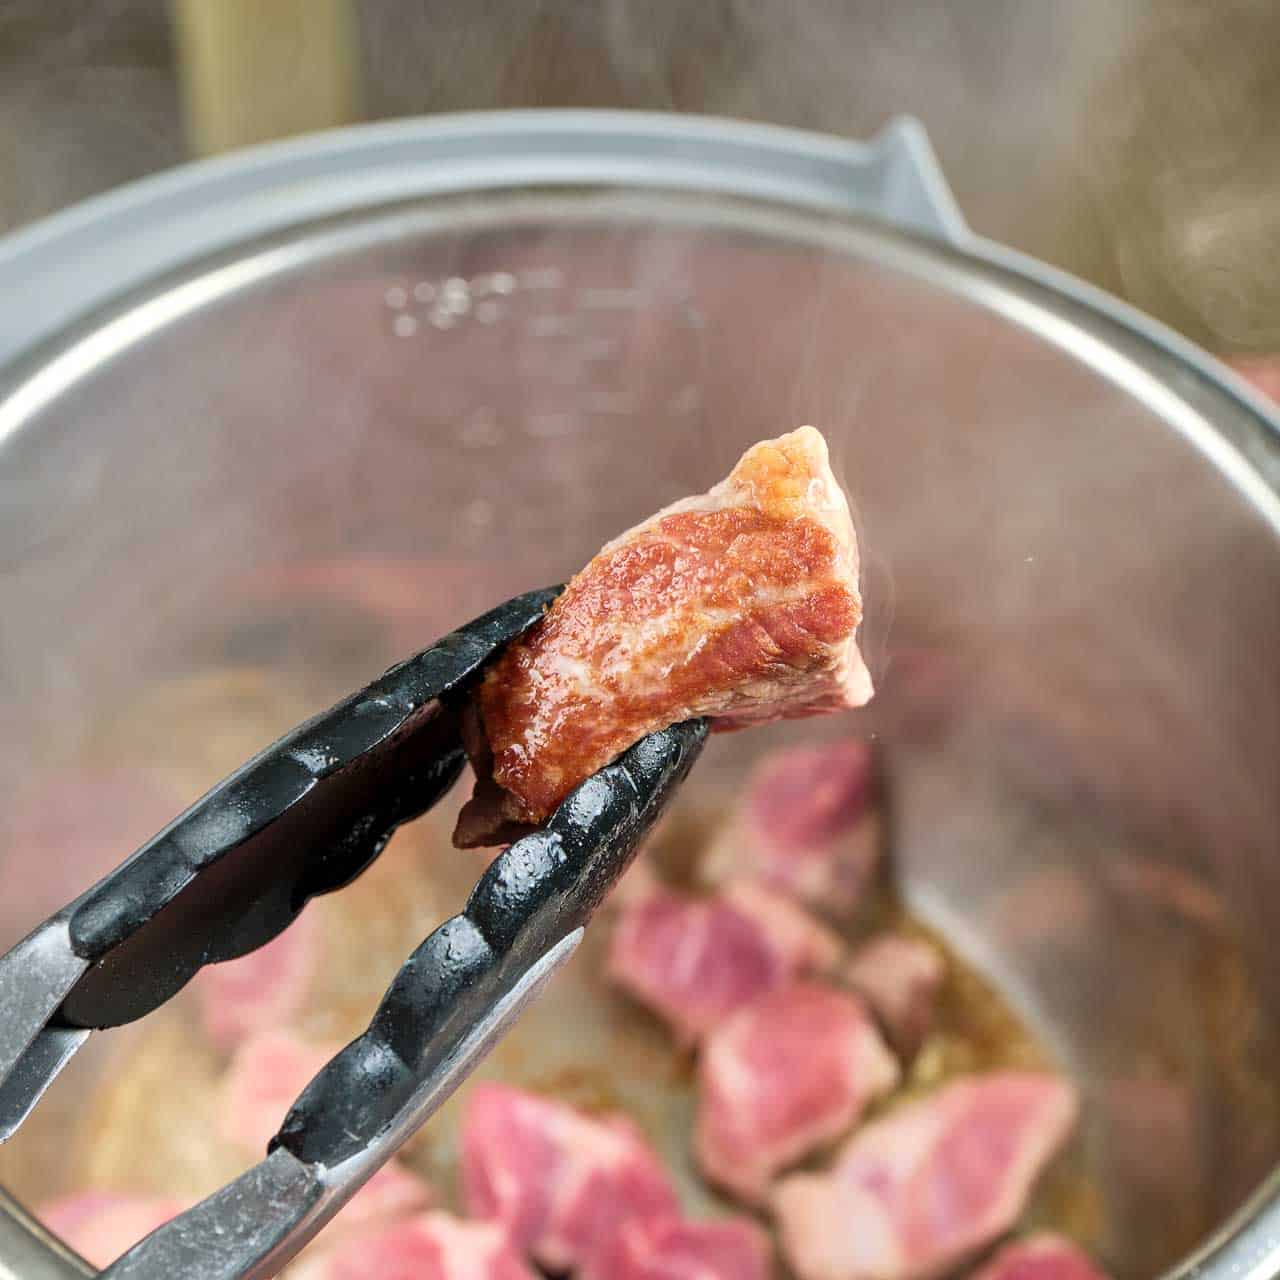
[852, 116, 969, 245]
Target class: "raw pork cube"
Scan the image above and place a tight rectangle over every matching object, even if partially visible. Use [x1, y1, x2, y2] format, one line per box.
[772, 1072, 1078, 1280]
[970, 1235, 1109, 1280]
[461, 1083, 679, 1273]
[696, 982, 899, 1204]
[38, 1193, 186, 1269]
[584, 1214, 772, 1280]
[219, 1031, 433, 1238]
[219, 1030, 336, 1154]
[704, 740, 880, 918]
[607, 878, 841, 1043]
[289, 1212, 535, 1280]
[194, 909, 320, 1051]
[457, 426, 873, 846]
[725, 882, 846, 974]
[844, 934, 945, 1061]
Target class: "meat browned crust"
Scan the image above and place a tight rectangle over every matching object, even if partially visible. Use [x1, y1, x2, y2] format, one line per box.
[455, 427, 872, 847]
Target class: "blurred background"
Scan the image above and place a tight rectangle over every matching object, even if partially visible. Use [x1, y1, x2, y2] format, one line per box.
[1, 0, 1277, 358]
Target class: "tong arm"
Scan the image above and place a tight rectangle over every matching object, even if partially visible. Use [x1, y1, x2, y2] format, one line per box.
[101, 719, 707, 1280]
[0, 588, 558, 1143]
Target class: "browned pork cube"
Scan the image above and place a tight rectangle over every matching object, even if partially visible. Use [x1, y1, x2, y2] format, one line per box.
[456, 427, 872, 846]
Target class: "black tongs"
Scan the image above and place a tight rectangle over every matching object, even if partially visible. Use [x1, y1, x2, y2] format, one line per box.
[0, 587, 707, 1279]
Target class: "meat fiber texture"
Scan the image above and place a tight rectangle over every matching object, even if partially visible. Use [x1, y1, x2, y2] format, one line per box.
[695, 982, 899, 1205]
[456, 426, 872, 847]
[461, 1083, 680, 1274]
[844, 933, 946, 1062]
[772, 1072, 1079, 1280]
[968, 1235, 1109, 1280]
[702, 738, 882, 919]
[607, 876, 842, 1044]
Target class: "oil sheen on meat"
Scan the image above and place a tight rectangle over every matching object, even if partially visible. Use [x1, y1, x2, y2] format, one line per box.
[456, 426, 873, 846]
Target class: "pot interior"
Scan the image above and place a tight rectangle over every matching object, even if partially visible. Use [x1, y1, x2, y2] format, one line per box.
[1, 191, 1277, 1278]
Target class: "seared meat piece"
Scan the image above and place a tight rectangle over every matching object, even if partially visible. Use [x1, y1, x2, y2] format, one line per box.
[607, 878, 842, 1044]
[456, 426, 872, 846]
[772, 1072, 1078, 1280]
[695, 982, 898, 1205]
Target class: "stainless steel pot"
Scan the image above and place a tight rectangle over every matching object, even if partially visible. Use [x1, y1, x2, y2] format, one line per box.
[0, 112, 1276, 1279]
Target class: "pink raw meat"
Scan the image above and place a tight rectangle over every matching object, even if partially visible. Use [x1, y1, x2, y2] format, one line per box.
[461, 1083, 679, 1273]
[608, 877, 841, 1043]
[289, 1212, 536, 1280]
[726, 882, 846, 973]
[584, 1214, 772, 1280]
[194, 908, 320, 1052]
[844, 934, 946, 1061]
[970, 1235, 1109, 1280]
[705, 740, 880, 918]
[772, 1072, 1079, 1280]
[333, 1162, 437, 1236]
[695, 982, 899, 1205]
[39, 1193, 186, 1269]
[219, 1030, 335, 1154]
